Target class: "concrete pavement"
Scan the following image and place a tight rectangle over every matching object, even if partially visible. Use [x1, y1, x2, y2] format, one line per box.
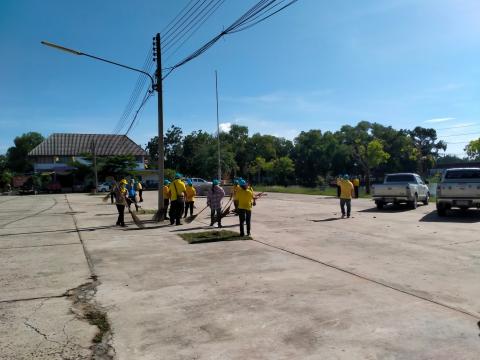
[1, 191, 479, 359]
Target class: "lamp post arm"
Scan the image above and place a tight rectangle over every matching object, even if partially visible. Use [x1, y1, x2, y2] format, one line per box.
[41, 41, 155, 88]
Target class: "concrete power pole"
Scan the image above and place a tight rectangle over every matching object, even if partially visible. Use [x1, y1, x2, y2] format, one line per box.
[154, 33, 165, 219]
[215, 70, 221, 182]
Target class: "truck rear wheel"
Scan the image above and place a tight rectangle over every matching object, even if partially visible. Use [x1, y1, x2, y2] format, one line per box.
[376, 201, 384, 210]
[436, 203, 447, 216]
[409, 195, 418, 209]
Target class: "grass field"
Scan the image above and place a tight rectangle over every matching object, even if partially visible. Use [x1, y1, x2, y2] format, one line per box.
[254, 185, 371, 198]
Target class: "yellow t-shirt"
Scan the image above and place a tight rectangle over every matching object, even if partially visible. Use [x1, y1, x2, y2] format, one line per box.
[163, 185, 170, 199]
[237, 188, 254, 210]
[169, 180, 186, 201]
[185, 186, 196, 202]
[232, 184, 240, 200]
[339, 180, 354, 199]
[352, 178, 360, 187]
[136, 182, 143, 190]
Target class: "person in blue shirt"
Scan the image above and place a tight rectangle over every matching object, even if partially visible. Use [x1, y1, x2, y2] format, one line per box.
[127, 179, 139, 212]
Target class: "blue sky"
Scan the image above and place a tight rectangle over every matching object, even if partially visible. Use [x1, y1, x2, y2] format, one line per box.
[0, 0, 479, 156]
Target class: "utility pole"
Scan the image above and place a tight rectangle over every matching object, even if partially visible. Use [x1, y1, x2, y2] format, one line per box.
[215, 70, 221, 182]
[92, 139, 98, 193]
[154, 33, 165, 219]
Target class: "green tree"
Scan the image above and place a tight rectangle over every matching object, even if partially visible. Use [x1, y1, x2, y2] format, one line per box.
[6, 132, 44, 173]
[465, 139, 480, 160]
[272, 156, 295, 186]
[408, 127, 447, 176]
[98, 155, 138, 180]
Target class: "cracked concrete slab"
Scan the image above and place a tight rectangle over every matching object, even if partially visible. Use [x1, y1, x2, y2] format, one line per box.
[0, 297, 96, 359]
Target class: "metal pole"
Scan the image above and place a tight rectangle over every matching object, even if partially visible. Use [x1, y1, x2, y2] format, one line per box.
[215, 70, 221, 182]
[155, 33, 165, 218]
[92, 139, 98, 193]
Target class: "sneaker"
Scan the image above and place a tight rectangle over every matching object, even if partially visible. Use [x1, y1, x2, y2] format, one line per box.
[341, 214, 345, 218]
[218, 224, 223, 228]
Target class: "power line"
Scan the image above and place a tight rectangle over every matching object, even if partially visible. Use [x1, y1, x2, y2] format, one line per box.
[164, 0, 299, 77]
[162, 0, 226, 60]
[435, 123, 479, 131]
[438, 132, 480, 138]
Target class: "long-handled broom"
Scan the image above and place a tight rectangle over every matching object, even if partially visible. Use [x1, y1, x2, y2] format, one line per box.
[127, 206, 145, 228]
[102, 193, 111, 202]
[184, 204, 208, 224]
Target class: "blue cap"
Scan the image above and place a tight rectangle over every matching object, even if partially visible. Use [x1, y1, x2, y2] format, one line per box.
[187, 178, 193, 185]
[212, 179, 220, 186]
[233, 179, 239, 185]
[164, 179, 170, 185]
[175, 173, 182, 179]
[239, 179, 247, 186]
[343, 174, 350, 180]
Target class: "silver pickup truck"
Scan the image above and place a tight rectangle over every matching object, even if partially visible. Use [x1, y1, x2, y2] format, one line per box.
[372, 173, 430, 209]
[436, 168, 480, 216]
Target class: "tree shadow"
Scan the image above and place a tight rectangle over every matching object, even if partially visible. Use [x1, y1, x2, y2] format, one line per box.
[419, 210, 480, 223]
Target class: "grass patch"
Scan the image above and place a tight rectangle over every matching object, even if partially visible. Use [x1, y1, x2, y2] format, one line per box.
[179, 230, 251, 244]
[255, 185, 371, 198]
[85, 310, 110, 343]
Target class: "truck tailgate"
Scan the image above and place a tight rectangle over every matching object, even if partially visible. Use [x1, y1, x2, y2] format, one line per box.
[439, 182, 480, 198]
[373, 184, 408, 197]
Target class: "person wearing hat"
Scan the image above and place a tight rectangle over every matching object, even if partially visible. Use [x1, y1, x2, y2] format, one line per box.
[127, 179, 139, 212]
[163, 179, 171, 220]
[168, 173, 187, 225]
[230, 179, 240, 214]
[339, 174, 354, 218]
[237, 179, 255, 236]
[207, 179, 225, 227]
[114, 179, 128, 227]
[184, 179, 196, 218]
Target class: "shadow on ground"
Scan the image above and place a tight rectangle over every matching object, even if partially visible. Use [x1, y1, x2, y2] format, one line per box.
[359, 204, 429, 213]
[419, 210, 480, 223]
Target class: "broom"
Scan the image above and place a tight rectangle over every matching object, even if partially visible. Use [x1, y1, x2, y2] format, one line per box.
[184, 204, 208, 224]
[127, 206, 145, 228]
[102, 193, 110, 202]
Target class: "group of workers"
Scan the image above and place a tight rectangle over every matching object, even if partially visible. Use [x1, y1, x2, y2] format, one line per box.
[161, 174, 256, 236]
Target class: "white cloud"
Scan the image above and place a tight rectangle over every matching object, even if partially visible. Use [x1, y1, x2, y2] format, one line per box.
[425, 117, 455, 123]
[219, 122, 232, 133]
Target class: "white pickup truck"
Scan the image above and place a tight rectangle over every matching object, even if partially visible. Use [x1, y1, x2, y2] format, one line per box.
[372, 173, 430, 209]
[436, 168, 480, 216]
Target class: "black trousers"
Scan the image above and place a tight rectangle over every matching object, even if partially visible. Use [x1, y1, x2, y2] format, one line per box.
[138, 189, 143, 202]
[163, 199, 170, 219]
[169, 199, 184, 225]
[337, 185, 341, 197]
[110, 192, 115, 204]
[354, 186, 359, 199]
[238, 209, 251, 236]
[116, 204, 125, 226]
[184, 201, 194, 217]
[233, 200, 239, 213]
[340, 199, 351, 217]
[210, 208, 222, 226]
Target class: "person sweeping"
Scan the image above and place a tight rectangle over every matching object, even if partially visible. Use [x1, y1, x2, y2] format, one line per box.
[352, 176, 360, 198]
[184, 179, 196, 218]
[114, 179, 128, 227]
[207, 179, 225, 228]
[237, 179, 255, 236]
[163, 179, 171, 220]
[169, 173, 186, 226]
[136, 179, 144, 202]
[127, 179, 139, 212]
[231, 179, 240, 214]
[339, 174, 354, 218]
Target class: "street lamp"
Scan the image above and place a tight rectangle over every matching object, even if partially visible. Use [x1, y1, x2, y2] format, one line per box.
[41, 38, 165, 219]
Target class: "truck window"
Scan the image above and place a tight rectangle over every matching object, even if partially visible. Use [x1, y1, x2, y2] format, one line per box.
[385, 175, 415, 182]
[445, 169, 480, 180]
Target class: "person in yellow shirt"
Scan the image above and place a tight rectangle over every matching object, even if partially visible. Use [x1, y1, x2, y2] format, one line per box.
[352, 176, 360, 199]
[339, 174, 354, 218]
[136, 180, 143, 202]
[237, 179, 255, 236]
[114, 179, 128, 227]
[231, 179, 240, 214]
[163, 179, 171, 220]
[184, 179, 196, 218]
[168, 173, 187, 225]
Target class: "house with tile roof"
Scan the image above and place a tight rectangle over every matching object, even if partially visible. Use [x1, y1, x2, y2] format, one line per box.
[28, 133, 147, 173]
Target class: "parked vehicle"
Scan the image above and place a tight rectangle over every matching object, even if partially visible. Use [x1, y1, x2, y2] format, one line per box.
[436, 168, 480, 216]
[145, 180, 159, 190]
[47, 182, 62, 193]
[190, 178, 212, 196]
[372, 173, 429, 209]
[96, 182, 111, 192]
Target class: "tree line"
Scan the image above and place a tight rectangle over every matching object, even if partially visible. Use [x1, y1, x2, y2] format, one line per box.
[145, 121, 455, 191]
[2, 122, 480, 192]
